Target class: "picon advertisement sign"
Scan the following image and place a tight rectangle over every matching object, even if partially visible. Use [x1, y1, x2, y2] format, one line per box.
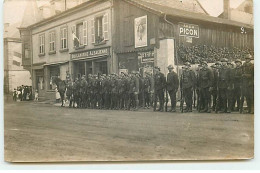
[179, 22, 199, 38]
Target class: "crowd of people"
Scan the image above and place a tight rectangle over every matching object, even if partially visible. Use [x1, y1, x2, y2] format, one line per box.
[12, 85, 33, 101]
[54, 53, 254, 114]
[177, 44, 254, 64]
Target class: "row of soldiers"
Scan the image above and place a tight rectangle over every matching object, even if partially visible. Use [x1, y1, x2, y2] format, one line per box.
[62, 53, 254, 114]
[181, 53, 254, 114]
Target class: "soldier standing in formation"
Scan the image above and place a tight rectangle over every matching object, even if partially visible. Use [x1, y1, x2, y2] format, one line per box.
[153, 67, 166, 112]
[180, 62, 196, 112]
[59, 54, 253, 115]
[198, 61, 214, 113]
[166, 65, 179, 112]
[241, 54, 254, 114]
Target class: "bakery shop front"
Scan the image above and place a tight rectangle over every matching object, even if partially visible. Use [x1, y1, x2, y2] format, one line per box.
[70, 47, 110, 79]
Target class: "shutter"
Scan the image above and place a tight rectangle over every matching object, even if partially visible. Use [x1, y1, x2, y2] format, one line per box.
[72, 25, 76, 47]
[49, 32, 51, 51]
[103, 13, 108, 40]
[83, 21, 88, 45]
[60, 28, 63, 49]
[39, 35, 41, 54]
[43, 34, 45, 53]
[54, 31, 56, 51]
[91, 18, 95, 43]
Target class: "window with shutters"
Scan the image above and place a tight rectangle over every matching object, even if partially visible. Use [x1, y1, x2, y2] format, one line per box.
[92, 13, 109, 45]
[83, 21, 88, 45]
[60, 27, 68, 50]
[39, 34, 45, 55]
[73, 21, 87, 49]
[49, 31, 56, 53]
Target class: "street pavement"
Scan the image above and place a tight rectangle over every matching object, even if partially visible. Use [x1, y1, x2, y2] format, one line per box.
[4, 101, 254, 162]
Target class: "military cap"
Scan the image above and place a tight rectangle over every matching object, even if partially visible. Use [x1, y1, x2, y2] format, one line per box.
[245, 54, 253, 60]
[235, 59, 242, 63]
[201, 61, 207, 65]
[154, 66, 160, 70]
[215, 61, 221, 65]
[221, 58, 228, 62]
[167, 65, 174, 69]
[184, 62, 191, 67]
[210, 64, 216, 68]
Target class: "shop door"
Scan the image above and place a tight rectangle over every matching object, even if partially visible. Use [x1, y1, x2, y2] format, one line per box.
[74, 62, 86, 79]
[86, 61, 92, 76]
[95, 61, 107, 75]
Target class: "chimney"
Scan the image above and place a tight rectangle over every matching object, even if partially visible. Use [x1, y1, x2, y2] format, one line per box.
[50, 0, 65, 15]
[223, 0, 230, 19]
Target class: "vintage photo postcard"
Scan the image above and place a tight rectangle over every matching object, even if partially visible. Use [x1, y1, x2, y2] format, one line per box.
[3, 0, 254, 162]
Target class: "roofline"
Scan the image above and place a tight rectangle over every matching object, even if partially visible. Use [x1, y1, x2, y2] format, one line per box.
[125, 0, 253, 29]
[23, 0, 108, 30]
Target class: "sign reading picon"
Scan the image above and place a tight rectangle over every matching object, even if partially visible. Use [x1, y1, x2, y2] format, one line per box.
[179, 23, 199, 38]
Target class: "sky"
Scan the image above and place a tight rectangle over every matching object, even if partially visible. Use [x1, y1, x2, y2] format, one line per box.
[3, 0, 247, 25]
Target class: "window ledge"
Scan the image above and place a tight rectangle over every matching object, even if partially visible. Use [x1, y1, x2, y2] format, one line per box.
[59, 48, 69, 53]
[94, 40, 107, 46]
[74, 45, 85, 50]
[48, 51, 56, 55]
[38, 53, 45, 57]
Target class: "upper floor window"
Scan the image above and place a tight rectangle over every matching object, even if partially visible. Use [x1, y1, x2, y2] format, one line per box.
[60, 27, 68, 50]
[39, 34, 45, 55]
[49, 31, 56, 52]
[72, 21, 88, 48]
[91, 13, 109, 44]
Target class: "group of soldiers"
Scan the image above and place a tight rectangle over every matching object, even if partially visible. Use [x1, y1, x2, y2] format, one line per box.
[61, 53, 254, 114]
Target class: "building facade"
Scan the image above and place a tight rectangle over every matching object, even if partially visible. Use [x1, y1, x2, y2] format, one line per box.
[20, 0, 113, 99]
[19, 0, 254, 100]
[4, 23, 32, 94]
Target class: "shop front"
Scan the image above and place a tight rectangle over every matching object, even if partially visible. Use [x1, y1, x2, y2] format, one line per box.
[118, 49, 154, 76]
[70, 47, 110, 79]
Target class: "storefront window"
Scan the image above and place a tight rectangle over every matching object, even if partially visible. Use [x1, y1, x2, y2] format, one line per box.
[49, 66, 60, 90]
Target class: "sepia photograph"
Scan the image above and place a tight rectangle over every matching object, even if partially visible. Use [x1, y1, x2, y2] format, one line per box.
[3, 0, 254, 162]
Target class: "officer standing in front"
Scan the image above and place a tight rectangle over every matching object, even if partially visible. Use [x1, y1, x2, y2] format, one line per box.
[166, 65, 179, 112]
[153, 66, 166, 112]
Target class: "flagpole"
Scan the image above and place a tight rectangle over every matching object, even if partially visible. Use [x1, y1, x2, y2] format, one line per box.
[65, 0, 67, 10]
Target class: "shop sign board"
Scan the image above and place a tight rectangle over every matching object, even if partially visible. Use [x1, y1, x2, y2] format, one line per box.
[138, 50, 154, 63]
[71, 47, 110, 60]
[179, 22, 199, 38]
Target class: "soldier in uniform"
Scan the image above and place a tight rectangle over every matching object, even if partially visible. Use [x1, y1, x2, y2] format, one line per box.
[166, 65, 179, 112]
[104, 75, 111, 109]
[153, 66, 166, 112]
[80, 75, 88, 108]
[128, 72, 137, 110]
[216, 58, 231, 113]
[100, 74, 106, 109]
[233, 59, 243, 112]
[180, 62, 196, 112]
[198, 61, 214, 113]
[210, 64, 218, 111]
[227, 61, 235, 111]
[66, 78, 74, 108]
[137, 72, 144, 108]
[143, 72, 151, 109]
[241, 54, 254, 114]
[110, 74, 118, 110]
[73, 78, 80, 108]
